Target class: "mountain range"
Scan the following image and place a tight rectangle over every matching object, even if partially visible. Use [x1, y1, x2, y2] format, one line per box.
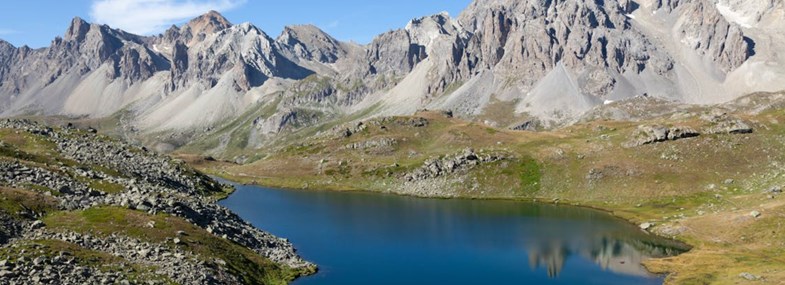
[1, 0, 784, 154]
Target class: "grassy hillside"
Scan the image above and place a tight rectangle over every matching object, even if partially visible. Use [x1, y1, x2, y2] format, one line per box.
[187, 92, 785, 284]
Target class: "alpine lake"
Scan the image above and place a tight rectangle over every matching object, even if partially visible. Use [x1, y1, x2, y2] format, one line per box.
[220, 182, 688, 285]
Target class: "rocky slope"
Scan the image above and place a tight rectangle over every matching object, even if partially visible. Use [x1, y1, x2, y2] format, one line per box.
[0, 119, 314, 284]
[1, 0, 784, 157]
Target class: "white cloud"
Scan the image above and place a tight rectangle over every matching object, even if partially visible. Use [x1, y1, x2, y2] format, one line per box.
[0, 29, 20, 35]
[90, 0, 246, 35]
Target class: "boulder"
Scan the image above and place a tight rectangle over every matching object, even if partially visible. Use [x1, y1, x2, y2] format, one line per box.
[739, 272, 760, 281]
[624, 125, 699, 147]
[703, 114, 754, 134]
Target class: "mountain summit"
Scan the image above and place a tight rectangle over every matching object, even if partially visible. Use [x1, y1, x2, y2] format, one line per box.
[182, 10, 233, 44]
[1, 1, 784, 152]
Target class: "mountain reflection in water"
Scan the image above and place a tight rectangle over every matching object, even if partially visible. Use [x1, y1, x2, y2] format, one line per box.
[220, 182, 689, 285]
[508, 204, 688, 278]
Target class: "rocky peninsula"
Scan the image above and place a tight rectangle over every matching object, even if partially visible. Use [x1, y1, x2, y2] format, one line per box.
[0, 119, 315, 284]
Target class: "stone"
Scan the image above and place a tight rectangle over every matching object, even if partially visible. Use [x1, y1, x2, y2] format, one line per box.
[704, 116, 754, 134]
[135, 203, 151, 212]
[659, 225, 687, 236]
[173, 238, 183, 245]
[624, 125, 699, 147]
[739, 272, 760, 281]
[30, 220, 45, 230]
[138, 249, 150, 258]
[750, 211, 762, 218]
[640, 222, 655, 230]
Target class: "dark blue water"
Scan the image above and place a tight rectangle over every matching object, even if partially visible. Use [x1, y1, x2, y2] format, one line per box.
[220, 184, 688, 285]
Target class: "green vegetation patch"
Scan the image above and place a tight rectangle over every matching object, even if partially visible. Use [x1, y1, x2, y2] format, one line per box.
[0, 128, 69, 165]
[0, 188, 59, 219]
[516, 156, 542, 193]
[87, 180, 126, 194]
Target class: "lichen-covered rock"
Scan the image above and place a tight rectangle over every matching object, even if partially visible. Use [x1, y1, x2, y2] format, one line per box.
[623, 125, 700, 147]
[404, 148, 506, 182]
[701, 111, 754, 134]
[705, 118, 753, 134]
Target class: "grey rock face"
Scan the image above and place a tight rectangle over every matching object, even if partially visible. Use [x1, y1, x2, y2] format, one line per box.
[160, 21, 312, 93]
[0, 0, 778, 154]
[669, 0, 753, 72]
[367, 30, 427, 76]
[277, 25, 347, 64]
[458, 0, 675, 89]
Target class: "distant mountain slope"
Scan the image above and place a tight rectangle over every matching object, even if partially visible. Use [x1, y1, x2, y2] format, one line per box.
[1, 0, 783, 154]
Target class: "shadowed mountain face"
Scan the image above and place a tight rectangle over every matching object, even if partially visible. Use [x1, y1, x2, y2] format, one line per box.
[0, 0, 783, 153]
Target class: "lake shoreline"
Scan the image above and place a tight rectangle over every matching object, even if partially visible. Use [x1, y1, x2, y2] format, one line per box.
[212, 171, 693, 284]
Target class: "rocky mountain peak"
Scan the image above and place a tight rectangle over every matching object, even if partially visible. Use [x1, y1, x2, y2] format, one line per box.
[0, 40, 16, 80]
[0, 39, 14, 50]
[405, 12, 465, 46]
[1, 0, 783, 139]
[277, 24, 345, 63]
[279, 24, 331, 41]
[186, 10, 232, 35]
[406, 11, 453, 30]
[64, 17, 91, 42]
[167, 10, 234, 47]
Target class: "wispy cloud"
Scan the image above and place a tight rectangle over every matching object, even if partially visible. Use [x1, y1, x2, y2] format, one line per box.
[324, 20, 340, 29]
[90, 0, 246, 35]
[0, 29, 20, 35]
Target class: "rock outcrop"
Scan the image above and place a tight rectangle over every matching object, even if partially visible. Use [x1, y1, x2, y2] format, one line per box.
[623, 125, 700, 147]
[404, 148, 506, 182]
[669, 0, 754, 72]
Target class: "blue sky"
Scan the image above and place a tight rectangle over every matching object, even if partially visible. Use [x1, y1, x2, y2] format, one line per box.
[0, 0, 473, 48]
